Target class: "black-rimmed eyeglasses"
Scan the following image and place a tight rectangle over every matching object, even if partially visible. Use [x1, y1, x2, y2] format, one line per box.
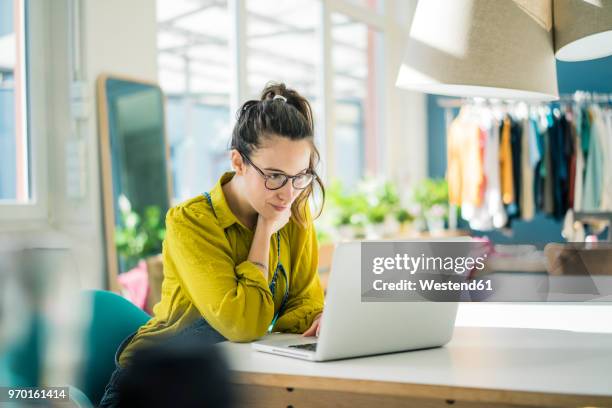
[240, 153, 314, 190]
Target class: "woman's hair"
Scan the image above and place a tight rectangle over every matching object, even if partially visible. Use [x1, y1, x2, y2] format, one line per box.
[230, 82, 325, 228]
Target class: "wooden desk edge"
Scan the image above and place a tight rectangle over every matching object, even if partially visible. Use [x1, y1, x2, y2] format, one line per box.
[231, 371, 612, 407]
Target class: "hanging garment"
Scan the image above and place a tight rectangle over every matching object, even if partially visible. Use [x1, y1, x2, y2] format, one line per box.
[600, 108, 612, 210]
[567, 109, 577, 210]
[499, 117, 515, 206]
[563, 112, 576, 212]
[533, 116, 546, 212]
[573, 108, 585, 212]
[509, 117, 523, 220]
[447, 107, 486, 208]
[581, 107, 591, 162]
[486, 116, 509, 229]
[529, 117, 542, 167]
[520, 117, 535, 220]
[463, 112, 507, 230]
[549, 113, 571, 220]
[542, 115, 555, 215]
[583, 106, 605, 211]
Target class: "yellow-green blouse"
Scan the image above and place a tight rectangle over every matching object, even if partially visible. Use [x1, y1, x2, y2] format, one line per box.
[119, 171, 324, 366]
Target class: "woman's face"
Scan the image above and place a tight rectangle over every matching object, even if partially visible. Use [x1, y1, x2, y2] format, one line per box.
[239, 134, 312, 218]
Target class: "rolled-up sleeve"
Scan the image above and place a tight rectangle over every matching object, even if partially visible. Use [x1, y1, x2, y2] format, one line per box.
[165, 206, 274, 342]
[272, 208, 325, 333]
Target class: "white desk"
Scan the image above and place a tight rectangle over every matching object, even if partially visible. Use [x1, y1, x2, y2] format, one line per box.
[217, 327, 612, 407]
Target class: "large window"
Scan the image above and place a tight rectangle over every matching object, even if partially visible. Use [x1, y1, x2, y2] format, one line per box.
[156, 0, 392, 200]
[332, 13, 384, 188]
[245, 0, 323, 176]
[0, 0, 29, 203]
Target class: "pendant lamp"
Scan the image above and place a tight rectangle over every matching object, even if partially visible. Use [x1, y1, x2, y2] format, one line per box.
[554, 0, 612, 61]
[396, 0, 559, 100]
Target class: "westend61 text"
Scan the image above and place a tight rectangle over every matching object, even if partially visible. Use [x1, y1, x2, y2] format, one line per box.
[373, 279, 493, 292]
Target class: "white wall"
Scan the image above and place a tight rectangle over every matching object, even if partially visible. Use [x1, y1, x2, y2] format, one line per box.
[82, 0, 158, 81]
[386, 0, 427, 196]
[0, 0, 158, 289]
[73, 0, 158, 288]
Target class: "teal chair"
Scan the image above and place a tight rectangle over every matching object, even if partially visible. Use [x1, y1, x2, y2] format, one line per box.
[1, 290, 149, 407]
[77, 290, 150, 406]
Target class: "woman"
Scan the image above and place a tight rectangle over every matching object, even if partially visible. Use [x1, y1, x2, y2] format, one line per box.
[99, 82, 326, 407]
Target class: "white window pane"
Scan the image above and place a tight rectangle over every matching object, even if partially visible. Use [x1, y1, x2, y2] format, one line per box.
[172, 6, 230, 40]
[332, 13, 384, 188]
[157, 0, 231, 202]
[246, 0, 320, 100]
[344, 0, 385, 14]
[0, 0, 29, 203]
[156, 0, 208, 22]
[157, 31, 186, 50]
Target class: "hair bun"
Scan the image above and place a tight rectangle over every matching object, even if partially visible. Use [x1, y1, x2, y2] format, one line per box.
[261, 82, 288, 102]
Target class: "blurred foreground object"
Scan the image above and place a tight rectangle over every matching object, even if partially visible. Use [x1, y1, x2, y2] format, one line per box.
[117, 338, 234, 408]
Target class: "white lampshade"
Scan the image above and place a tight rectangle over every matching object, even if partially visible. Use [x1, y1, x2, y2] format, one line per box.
[396, 0, 559, 101]
[554, 0, 612, 61]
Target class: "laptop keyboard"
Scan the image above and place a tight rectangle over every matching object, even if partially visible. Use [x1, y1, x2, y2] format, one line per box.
[288, 343, 317, 351]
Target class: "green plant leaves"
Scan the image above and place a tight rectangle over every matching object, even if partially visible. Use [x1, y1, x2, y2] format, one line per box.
[114, 194, 165, 270]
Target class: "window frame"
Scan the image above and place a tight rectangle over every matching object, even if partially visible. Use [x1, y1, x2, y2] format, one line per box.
[229, 0, 395, 185]
[158, 0, 397, 198]
[0, 0, 49, 223]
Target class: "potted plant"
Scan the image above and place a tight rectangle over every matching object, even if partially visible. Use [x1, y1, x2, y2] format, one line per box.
[410, 179, 449, 233]
[115, 194, 166, 272]
[408, 203, 426, 232]
[366, 204, 387, 238]
[395, 208, 414, 235]
[115, 195, 166, 310]
[327, 180, 369, 240]
[378, 180, 401, 237]
[358, 178, 401, 238]
[425, 203, 447, 233]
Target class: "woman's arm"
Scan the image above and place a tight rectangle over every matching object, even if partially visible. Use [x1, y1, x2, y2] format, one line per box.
[271, 209, 325, 334]
[165, 205, 274, 342]
[247, 218, 271, 277]
[247, 207, 292, 277]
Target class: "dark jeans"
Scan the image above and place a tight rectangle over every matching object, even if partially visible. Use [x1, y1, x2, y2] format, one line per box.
[98, 317, 227, 408]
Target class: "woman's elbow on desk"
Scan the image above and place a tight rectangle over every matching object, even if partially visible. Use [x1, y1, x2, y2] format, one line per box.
[210, 302, 274, 343]
[221, 319, 270, 343]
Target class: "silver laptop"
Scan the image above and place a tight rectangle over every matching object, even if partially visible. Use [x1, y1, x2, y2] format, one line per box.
[252, 240, 460, 361]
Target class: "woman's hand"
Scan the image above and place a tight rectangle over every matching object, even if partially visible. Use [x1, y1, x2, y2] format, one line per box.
[302, 313, 322, 337]
[248, 208, 291, 279]
[257, 207, 292, 236]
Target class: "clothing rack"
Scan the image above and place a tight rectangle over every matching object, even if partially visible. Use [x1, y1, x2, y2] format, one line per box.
[439, 91, 612, 239]
[436, 92, 612, 109]
[437, 90, 612, 144]
[557, 91, 612, 104]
